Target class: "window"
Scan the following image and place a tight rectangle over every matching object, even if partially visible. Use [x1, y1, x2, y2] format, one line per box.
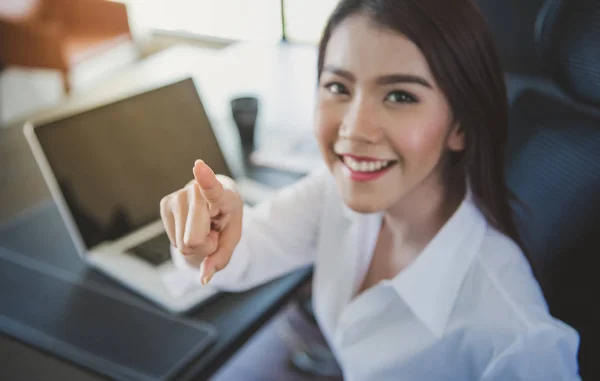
[122, 0, 339, 45]
[282, 0, 339, 44]
[132, 0, 283, 43]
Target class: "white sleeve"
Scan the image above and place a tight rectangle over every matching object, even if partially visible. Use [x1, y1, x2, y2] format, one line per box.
[481, 323, 582, 381]
[171, 167, 331, 291]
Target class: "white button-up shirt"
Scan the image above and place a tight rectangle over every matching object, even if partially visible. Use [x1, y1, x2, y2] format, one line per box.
[172, 168, 581, 380]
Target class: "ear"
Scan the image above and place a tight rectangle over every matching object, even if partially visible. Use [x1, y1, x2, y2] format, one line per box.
[446, 122, 465, 152]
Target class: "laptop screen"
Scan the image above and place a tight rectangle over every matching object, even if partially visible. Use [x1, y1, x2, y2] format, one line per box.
[34, 78, 233, 250]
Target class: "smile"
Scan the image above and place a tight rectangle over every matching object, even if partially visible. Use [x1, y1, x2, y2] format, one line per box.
[339, 155, 397, 182]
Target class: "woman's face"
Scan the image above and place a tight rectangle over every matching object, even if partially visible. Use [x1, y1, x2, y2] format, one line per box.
[315, 14, 465, 214]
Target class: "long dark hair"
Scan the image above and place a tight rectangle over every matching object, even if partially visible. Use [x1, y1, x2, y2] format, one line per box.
[317, 0, 530, 263]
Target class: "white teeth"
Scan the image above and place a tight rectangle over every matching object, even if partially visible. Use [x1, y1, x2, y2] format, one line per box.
[342, 156, 391, 172]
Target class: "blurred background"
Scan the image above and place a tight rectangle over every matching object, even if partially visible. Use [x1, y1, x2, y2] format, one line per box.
[0, 0, 339, 126]
[0, 2, 342, 380]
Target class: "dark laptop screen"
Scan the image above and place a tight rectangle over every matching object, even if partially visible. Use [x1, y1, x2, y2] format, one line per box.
[34, 78, 232, 249]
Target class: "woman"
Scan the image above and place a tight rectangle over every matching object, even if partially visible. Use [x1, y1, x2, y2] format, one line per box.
[160, 0, 581, 379]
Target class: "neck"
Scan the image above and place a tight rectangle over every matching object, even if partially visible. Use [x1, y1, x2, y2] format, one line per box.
[383, 173, 463, 252]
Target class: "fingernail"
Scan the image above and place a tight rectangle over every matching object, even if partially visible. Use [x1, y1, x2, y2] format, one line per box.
[202, 268, 215, 285]
[195, 159, 204, 166]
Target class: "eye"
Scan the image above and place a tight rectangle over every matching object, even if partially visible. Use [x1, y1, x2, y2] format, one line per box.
[324, 82, 349, 95]
[385, 91, 417, 104]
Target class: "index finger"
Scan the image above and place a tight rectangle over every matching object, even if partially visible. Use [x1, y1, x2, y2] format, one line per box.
[193, 160, 225, 205]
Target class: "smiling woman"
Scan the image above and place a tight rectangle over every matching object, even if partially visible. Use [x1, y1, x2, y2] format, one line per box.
[315, 0, 516, 239]
[162, 0, 582, 380]
[316, 15, 465, 218]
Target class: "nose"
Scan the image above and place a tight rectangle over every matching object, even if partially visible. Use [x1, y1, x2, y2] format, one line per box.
[339, 94, 382, 143]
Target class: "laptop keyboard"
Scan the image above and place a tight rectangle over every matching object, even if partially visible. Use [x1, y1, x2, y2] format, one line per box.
[128, 233, 172, 266]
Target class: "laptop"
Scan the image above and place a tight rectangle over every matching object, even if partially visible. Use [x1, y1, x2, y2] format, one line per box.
[23, 77, 275, 313]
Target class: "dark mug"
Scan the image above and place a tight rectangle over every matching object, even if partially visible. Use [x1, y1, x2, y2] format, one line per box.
[230, 96, 258, 154]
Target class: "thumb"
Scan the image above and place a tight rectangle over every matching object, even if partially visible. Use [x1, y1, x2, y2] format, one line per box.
[193, 160, 225, 205]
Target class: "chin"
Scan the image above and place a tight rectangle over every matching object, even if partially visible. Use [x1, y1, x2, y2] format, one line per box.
[341, 193, 390, 214]
[330, 163, 397, 214]
[344, 202, 382, 214]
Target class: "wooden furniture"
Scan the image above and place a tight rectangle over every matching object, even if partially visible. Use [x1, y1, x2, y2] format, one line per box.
[0, 0, 133, 93]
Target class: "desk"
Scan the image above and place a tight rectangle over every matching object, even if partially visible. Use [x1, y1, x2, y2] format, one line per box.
[0, 42, 319, 380]
[0, 187, 311, 381]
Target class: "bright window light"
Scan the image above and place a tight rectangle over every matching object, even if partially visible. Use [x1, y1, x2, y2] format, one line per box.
[130, 0, 283, 43]
[283, 0, 339, 44]
[118, 0, 339, 45]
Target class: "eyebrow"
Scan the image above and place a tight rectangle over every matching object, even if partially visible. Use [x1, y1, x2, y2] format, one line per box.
[322, 65, 433, 89]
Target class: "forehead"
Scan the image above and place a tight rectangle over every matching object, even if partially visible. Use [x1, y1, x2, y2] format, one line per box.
[324, 14, 433, 80]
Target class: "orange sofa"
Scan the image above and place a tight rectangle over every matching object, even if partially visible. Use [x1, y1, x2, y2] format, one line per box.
[0, 0, 133, 93]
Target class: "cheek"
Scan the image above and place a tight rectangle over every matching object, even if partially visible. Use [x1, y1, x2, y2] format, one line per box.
[386, 112, 449, 165]
[314, 102, 340, 148]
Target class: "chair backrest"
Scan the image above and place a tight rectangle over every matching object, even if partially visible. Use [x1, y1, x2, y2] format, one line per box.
[476, 0, 600, 379]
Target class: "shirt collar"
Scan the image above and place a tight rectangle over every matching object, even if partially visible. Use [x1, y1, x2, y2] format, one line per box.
[387, 189, 488, 337]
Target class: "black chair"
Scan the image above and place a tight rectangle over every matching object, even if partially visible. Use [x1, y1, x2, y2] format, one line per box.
[476, 0, 600, 378]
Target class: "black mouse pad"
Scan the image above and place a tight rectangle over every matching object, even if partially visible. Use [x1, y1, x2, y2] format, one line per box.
[0, 247, 217, 381]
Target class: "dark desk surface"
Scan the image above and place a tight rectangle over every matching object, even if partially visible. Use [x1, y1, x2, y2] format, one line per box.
[0, 168, 311, 381]
[0, 43, 318, 381]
